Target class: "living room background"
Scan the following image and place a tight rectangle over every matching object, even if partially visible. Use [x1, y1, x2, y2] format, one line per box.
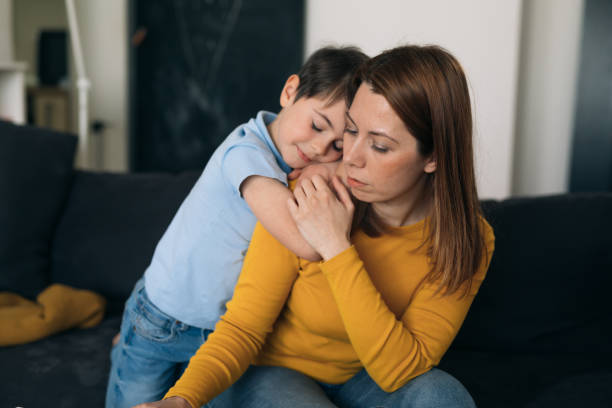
[3, 0, 609, 199]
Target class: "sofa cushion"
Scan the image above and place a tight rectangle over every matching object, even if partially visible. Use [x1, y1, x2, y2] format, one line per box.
[440, 348, 612, 408]
[50, 170, 200, 309]
[0, 121, 77, 298]
[0, 315, 120, 408]
[454, 193, 612, 353]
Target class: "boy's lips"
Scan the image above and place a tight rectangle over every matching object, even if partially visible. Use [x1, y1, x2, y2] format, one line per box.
[296, 146, 311, 163]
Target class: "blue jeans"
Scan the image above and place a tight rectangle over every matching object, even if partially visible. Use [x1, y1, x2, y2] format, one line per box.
[208, 365, 476, 408]
[105, 279, 212, 408]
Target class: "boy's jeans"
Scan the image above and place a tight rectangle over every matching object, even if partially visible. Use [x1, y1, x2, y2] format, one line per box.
[105, 279, 212, 408]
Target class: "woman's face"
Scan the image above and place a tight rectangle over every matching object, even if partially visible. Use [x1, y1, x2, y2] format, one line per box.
[342, 84, 436, 209]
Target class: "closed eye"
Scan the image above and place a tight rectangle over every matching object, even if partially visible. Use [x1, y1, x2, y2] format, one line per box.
[372, 144, 389, 153]
[312, 121, 323, 132]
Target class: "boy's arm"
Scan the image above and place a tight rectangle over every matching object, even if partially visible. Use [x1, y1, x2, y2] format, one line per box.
[241, 175, 321, 261]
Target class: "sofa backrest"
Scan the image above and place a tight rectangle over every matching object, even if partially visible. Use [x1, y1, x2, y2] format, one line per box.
[0, 121, 77, 299]
[50, 166, 612, 352]
[453, 193, 612, 354]
[49, 170, 200, 312]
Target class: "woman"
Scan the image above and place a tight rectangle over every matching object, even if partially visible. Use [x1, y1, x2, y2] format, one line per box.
[136, 45, 495, 408]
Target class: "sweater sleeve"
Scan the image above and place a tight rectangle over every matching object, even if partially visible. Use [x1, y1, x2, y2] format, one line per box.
[164, 222, 299, 407]
[319, 234, 495, 392]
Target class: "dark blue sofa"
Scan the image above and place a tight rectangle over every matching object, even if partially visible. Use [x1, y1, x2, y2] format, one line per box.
[1, 121, 611, 407]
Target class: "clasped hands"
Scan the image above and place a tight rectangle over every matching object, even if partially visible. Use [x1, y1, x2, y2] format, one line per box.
[288, 173, 354, 261]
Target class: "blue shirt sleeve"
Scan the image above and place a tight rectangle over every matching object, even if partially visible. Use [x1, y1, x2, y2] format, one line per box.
[221, 143, 288, 197]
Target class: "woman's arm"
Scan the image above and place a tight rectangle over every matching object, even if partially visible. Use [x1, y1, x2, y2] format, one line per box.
[161, 222, 300, 407]
[288, 176, 495, 392]
[319, 240, 494, 392]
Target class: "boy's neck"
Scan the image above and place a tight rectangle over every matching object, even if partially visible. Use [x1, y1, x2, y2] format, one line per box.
[266, 116, 281, 152]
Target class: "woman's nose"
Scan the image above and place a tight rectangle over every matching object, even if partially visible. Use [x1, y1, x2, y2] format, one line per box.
[344, 138, 365, 167]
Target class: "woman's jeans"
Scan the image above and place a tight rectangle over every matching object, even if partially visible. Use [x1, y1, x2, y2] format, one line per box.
[208, 365, 477, 408]
[105, 279, 212, 408]
[106, 281, 476, 408]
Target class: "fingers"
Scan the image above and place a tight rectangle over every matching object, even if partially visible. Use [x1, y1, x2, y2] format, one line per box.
[299, 177, 316, 196]
[295, 177, 321, 206]
[292, 174, 336, 212]
[332, 176, 354, 211]
[293, 181, 307, 206]
[132, 397, 189, 408]
[310, 174, 329, 192]
[287, 168, 302, 180]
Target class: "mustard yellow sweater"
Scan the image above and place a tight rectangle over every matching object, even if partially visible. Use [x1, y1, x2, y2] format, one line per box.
[166, 218, 495, 407]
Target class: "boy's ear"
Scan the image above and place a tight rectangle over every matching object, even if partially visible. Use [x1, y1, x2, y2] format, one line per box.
[280, 74, 300, 108]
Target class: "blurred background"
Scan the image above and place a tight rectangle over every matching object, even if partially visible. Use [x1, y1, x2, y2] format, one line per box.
[0, 0, 610, 199]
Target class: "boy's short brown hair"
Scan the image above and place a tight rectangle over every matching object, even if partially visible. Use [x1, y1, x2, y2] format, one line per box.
[294, 46, 368, 106]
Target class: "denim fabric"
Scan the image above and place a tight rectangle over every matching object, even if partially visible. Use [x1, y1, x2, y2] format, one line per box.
[327, 367, 477, 408]
[208, 365, 476, 408]
[105, 279, 212, 408]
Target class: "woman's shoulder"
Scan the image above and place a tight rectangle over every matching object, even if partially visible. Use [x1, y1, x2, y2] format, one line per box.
[477, 215, 496, 282]
[478, 215, 495, 246]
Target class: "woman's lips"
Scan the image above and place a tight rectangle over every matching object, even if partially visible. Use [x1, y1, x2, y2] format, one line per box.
[346, 176, 366, 188]
[296, 146, 311, 163]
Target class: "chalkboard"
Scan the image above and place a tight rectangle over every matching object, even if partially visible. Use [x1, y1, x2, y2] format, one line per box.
[130, 0, 304, 172]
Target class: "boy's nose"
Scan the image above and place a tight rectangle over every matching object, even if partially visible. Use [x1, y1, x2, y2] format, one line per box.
[311, 137, 330, 157]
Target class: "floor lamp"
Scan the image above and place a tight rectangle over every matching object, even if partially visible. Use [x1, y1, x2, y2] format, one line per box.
[65, 0, 90, 168]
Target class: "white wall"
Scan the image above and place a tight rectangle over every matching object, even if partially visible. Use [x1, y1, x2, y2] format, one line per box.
[1, 0, 26, 125]
[73, 0, 128, 172]
[306, 0, 523, 200]
[0, 0, 13, 62]
[12, 0, 128, 172]
[11, 0, 585, 186]
[512, 0, 584, 196]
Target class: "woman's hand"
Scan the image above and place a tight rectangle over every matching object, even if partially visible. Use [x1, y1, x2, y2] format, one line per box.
[287, 175, 354, 261]
[132, 396, 191, 408]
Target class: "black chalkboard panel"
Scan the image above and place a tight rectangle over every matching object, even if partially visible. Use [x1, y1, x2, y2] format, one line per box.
[130, 0, 304, 172]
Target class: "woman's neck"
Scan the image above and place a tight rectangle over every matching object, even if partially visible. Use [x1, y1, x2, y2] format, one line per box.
[371, 182, 433, 227]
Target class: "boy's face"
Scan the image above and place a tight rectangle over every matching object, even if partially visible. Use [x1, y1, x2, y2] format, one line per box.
[269, 75, 346, 169]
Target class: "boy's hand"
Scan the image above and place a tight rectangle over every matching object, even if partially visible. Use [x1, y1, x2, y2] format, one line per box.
[132, 396, 191, 408]
[292, 162, 340, 186]
[287, 168, 302, 180]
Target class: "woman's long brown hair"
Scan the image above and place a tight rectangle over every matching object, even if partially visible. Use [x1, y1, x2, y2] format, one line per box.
[350, 45, 487, 296]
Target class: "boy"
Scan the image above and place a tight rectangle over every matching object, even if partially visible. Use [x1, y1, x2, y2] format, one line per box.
[105, 46, 368, 408]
